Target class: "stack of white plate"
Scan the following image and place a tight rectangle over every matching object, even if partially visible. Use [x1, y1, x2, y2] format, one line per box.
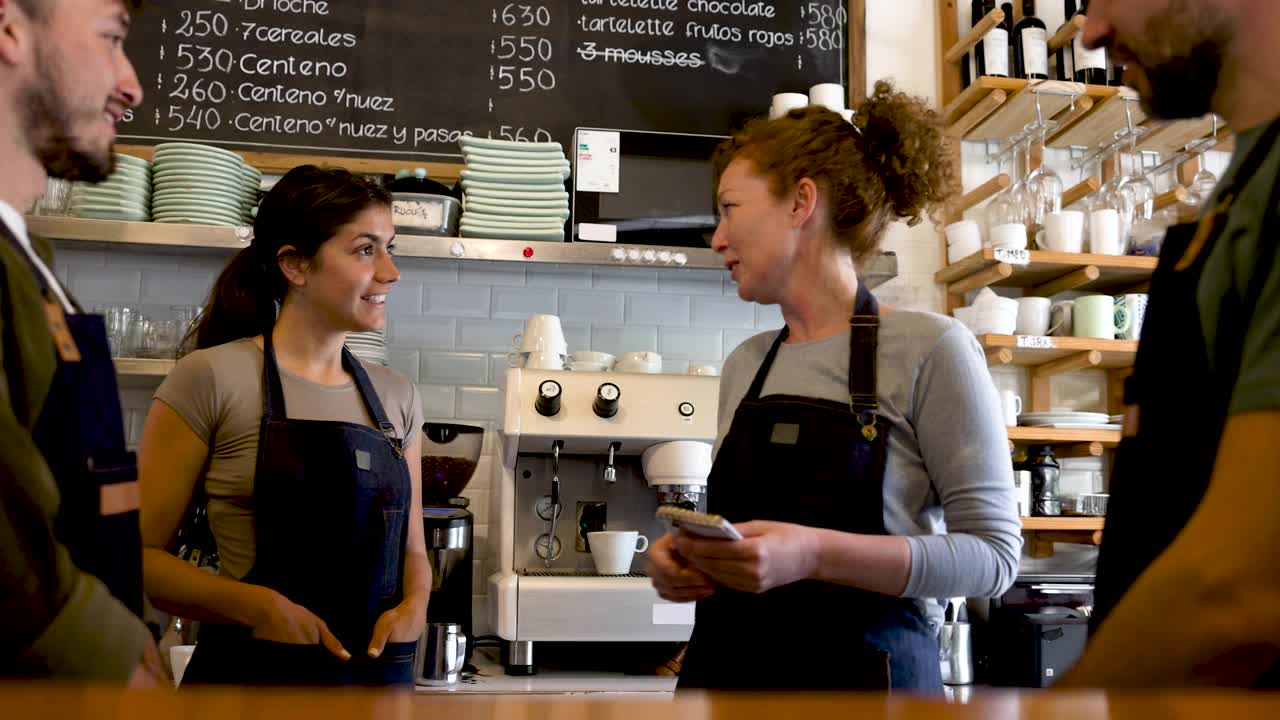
[457, 136, 568, 242]
[69, 153, 152, 221]
[150, 143, 260, 226]
[345, 330, 387, 366]
[1018, 411, 1119, 430]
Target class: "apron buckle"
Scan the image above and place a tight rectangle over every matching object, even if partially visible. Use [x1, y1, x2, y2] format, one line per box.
[856, 409, 879, 442]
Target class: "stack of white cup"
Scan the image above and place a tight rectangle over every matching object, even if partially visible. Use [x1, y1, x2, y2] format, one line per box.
[510, 314, 567, 370]
[769, 83, 851, 121]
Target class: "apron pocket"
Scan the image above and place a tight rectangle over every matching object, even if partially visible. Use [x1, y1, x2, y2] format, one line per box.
[357, 640, 418, 687]
[379, 508, 405, 597]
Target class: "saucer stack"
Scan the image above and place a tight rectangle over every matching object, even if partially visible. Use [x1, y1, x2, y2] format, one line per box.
[150, 143, 260, 226]
[69, 153, 151, 222]
[457, 136, 568, 242]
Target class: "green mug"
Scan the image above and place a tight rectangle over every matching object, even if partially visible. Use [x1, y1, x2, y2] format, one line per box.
[1073, 295, 1130, 339]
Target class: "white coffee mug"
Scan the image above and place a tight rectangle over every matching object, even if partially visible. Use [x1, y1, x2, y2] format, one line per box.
[514, 313, 567, 354]
[1037, 210, 1086, 253]
[1114, 293, 1148, 341]
[989, 223, 1028, 249]
[1000, 390, 1023, 427]
[1090, 209, 1124, 255]
[588, 531, 649, 575]
[808, 83, 846, 112]
[1048, 300, 1074, 337]
[524, 350, 565, 370]
[616, 351, 662, 373]
[945, 220, 982, 263]
[571, 350, 614, 368]
[769, 92, 808, 120]
[569, 361, 609, 372]
[1015, 297, 1052, 336]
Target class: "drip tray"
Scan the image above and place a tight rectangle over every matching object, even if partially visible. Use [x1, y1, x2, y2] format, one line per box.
[520, 569, 648, 578]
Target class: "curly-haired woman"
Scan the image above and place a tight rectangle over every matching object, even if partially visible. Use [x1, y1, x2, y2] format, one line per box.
[646, 81, 1021, 692]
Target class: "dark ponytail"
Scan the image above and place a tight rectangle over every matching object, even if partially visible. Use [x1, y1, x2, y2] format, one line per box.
[190, 165, 391, 350]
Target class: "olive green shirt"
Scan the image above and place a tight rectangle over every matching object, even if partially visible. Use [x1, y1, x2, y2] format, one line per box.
[0, 209, 150, 680]
[1199, 116, 1280, 415]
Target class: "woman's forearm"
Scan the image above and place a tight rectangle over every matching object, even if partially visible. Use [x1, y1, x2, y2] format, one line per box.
[402, 548, 432, 611]
[812, 529, 912, 596]
[143, 548, 267, 627]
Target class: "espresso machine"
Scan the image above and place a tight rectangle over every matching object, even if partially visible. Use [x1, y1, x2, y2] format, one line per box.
[417, 422, 483, 681]
[488, 367, 718, 674]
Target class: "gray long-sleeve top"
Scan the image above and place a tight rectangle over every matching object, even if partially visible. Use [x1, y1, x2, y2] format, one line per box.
[715, 308, 1022, 628]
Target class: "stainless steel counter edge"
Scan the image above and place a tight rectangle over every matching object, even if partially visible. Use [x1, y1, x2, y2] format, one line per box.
[27, 216, 898, 288]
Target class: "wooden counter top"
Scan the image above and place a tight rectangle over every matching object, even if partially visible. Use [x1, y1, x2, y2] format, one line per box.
[5, 683, 1280, 719]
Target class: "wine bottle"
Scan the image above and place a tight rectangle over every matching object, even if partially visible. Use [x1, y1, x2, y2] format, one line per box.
[974, 0, 1009, 78]
[1014, 0, 1049, 80]
[1109, 58, 1127, 86]
[1054, 0, 1076, 80]
[1073, 0, 1108, 85]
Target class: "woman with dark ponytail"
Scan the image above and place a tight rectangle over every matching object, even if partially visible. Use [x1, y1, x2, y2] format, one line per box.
[646, 81, 1021, 692]
[138, 166, 430, 687]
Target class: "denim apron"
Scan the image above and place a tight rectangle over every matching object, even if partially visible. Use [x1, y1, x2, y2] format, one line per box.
[679, 283, 943, 692]
[183, 330, 415, 686]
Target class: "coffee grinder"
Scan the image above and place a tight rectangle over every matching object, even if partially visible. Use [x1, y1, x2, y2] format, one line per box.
[420, 422, 483, 669]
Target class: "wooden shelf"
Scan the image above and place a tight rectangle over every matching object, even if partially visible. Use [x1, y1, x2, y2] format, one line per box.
[1008, 426, 1121, 446]
[28, 217, 899, 286]
[936, 248, 1157, 295]
[944, 78, 1225, 153]
[981, 335, 1138, 370]
[1021, 517, 1104, 531]
[113, 358, 176, 376]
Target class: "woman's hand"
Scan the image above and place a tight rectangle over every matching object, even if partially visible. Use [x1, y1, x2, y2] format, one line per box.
[367, 595, 428, 658]
[249, 586, 351, 661]
[675, 521, 821, 594]
[646, 532, 716, 603]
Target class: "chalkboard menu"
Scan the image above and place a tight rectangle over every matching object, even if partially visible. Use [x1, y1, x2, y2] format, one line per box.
[116, 0, 850, 160]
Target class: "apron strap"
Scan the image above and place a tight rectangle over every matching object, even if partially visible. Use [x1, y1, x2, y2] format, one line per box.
[742, 281, 881, 414]
[260, 328, 401, 447]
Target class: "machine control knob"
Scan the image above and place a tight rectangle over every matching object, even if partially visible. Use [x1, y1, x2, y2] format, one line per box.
[449, 241, 466, 258]
[658, 250, 673, 264]
[593, 382, 621, 418]
[642, 249, 657, 263]
[678, 402, 695, 417]
[535, 380, 562, 417]
[626, 248, 642, 262]
[610, 248, 627, 262]
[673, 252, 688, 266]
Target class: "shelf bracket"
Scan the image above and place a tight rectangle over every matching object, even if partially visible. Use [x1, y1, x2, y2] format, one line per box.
[1031, 350, 1104, 379]
[986, 347, 1014, 367]
[1057, 442, 1106, 459]
[947, 89, 1009, 139]
[1026, 265, 1100, 297]
[1062, 176, 1102, 208]
[948, 173, 1011, 221]
[949, 262, 1014, 295]
[944, 7, 1007, 64]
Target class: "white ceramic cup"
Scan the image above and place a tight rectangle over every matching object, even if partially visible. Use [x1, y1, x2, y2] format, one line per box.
[1037, 210, 1086, 253]
[615, 351, 662, 373]
[571, 350, 614, 367]
[808, 83, 846, 112]
[989, 223, 1028, 249]
[569, 361, 609, 372]
[514, 314, 567, 354]
[1000, 390, 1023, 427]
[588, 531, 649, 575]
[687, 364, 719, 376]
[1114, 293, 1148, 341]
[1015, 297, 1052, 336]
[945, 220, 982, 263]
[769, 92, 809, 120]
[1090, 209, 1123, 255]
[524, 350, 565, 370]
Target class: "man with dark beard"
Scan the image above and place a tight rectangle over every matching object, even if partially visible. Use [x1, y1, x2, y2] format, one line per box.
[0, 0, 163, 685]
[1062, 0, 1280, 688]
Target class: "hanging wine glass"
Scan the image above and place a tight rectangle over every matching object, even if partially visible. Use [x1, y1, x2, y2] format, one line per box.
[985, 139, 1030, 239]
[1023, 121, 1064, 237]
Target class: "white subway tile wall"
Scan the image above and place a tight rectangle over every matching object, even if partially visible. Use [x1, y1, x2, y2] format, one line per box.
[62, 239, 946, 637]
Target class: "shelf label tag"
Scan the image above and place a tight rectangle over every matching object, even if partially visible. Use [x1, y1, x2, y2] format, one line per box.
[1016, 335, 1057, 349]
[994, 248, 1031, 265]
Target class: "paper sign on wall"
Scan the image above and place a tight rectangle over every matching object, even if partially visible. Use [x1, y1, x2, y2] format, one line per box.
[575, 130, 620, 194]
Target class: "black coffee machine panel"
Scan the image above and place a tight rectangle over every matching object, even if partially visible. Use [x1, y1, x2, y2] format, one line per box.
[978, 575, 1093, 687]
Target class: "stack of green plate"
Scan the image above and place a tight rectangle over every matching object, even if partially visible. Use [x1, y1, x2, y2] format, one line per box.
[69, 153, 151, 222]
[150, 143, 258, 227]
[457, 136, 568, 242]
